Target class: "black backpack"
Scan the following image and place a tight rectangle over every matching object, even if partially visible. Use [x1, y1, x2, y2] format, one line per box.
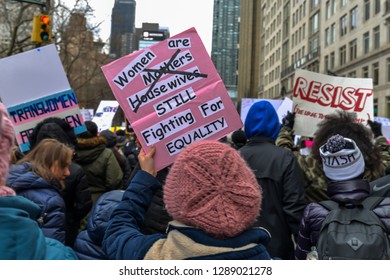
[316, 197, 390, 260]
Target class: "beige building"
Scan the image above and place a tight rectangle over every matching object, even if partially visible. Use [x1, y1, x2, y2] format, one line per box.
[238, 0, 390, 117]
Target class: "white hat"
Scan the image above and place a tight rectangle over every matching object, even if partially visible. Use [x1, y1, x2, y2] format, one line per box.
[320, 134, 365, 181]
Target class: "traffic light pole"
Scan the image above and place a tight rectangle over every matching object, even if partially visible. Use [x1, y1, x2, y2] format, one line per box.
[11, 0, 47, 12]
[11, 0, 45, 6]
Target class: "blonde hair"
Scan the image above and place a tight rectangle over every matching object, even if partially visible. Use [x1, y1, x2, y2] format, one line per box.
[18, 138, 73, 188]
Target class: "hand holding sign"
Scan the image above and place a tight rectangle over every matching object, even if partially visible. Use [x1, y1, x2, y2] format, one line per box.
[138, 145, 157, 177]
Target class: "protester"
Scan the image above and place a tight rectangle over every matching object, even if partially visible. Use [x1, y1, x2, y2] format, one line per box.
[230, 128, 247, 150]
[277, 110, 389, 202]
[28, 117, 92, 247]
[99, 129, 132, 188]
[0, 102, 77, 259]
[115, 129, 127, 156]
[103, 140, 272, 260]
[73, 190, 124, 260]
[7, 138, 74, 243]
[122, 132, 140, 173]
[295, 134, 390, 260]
[238, 100, 307, 260]
[73, 121, 123, 205]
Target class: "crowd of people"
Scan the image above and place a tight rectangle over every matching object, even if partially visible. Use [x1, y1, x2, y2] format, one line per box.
[1, 99, 390, 260]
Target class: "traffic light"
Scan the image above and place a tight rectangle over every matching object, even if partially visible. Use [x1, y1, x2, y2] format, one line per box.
[31, 14, 51, 43]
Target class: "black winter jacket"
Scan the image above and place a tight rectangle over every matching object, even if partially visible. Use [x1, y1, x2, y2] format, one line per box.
[63, 162, 92, 247]
[239, 136, 307, 260]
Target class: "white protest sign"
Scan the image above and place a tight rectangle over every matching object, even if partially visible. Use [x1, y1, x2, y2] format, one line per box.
[92, 100, 119, 132]
[375, 117, 390, 139]
[240, 97, 293, 124]
[0, 44, 86, 152]
[293, 69, 374, 137]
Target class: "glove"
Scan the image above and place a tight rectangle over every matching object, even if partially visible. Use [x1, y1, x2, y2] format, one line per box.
[367, 119, 382, 138]
[282, 111, 296, 130]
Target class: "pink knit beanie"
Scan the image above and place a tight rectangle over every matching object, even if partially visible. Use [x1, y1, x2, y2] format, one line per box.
[163, 140, 261, 239]
[0, 102, 15, 196]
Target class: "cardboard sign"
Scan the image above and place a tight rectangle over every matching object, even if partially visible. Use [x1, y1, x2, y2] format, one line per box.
[101, 27, 242, 171]
[92, 100, 119, 132]
[0, 44, 86, 152]
[293, 69, 374, 137]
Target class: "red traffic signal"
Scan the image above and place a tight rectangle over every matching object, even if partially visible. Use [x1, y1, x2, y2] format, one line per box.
[31, 14, 52, 43]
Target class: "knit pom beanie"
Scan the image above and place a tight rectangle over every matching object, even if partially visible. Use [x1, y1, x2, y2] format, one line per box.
[164, 140, 261, 239]
[320, 134, 365, 181]
[0, 102, 16, 196]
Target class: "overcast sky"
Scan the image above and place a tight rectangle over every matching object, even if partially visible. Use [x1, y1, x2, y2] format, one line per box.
[67, 0, 214, 54]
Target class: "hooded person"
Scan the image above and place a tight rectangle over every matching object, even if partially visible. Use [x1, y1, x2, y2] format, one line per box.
[99, 129, 131, 189]
[239, 100, 307, 260]
[0, 103, 77, 259]
[295, 134, 390, 259]
[277, 110, 388, 203]
[230, 128, 247, 150]
[73, 121, 123, 205]
[102, 140, 272, 260]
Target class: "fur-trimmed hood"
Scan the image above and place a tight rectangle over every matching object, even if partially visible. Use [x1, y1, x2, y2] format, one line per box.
[74, 137, 107, 164]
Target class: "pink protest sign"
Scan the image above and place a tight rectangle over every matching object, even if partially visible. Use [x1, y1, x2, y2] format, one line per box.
[293, 69, 374, 137]
[102, 27, 242, 171]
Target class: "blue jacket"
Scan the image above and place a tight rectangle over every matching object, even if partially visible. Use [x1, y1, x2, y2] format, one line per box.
[102, 171, 272, 260]
[0, 195, 77, 260]
[74, 190, 124, 260]
[7, 162, 66, 243]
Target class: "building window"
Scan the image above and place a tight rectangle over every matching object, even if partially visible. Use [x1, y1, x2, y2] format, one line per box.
[363, 32, 370, 54]
[340, 14, 348, 36]
[330, 52, 335, 69]
[386, 97, 390, 118]
[310, 35, 319, 53]
[331, 23, 336, 43]
[332, 0, 337, 15]
[326, 0, 331, 19]
[348, 71, 356, 77]
[364, 0, 370, 21]
[387, 58, 390, 82]
[341, 0, 348, 7]
[349, 39, 357, 61]
[311, 0, 319, 10]
[325, 55, 329, 71]
[292, 34, 295, 48]
[339, 45, 347, 66]
[310, 12, 319, 34]
[375, 0, 381, 14]
[350, 6, 358, 31]
[373, 26, 380, 49]
[325, 28, 330, 46]
[388, 24, 390, 43]
[362, 66, 369, 78]
[372, 62, 379, 85]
